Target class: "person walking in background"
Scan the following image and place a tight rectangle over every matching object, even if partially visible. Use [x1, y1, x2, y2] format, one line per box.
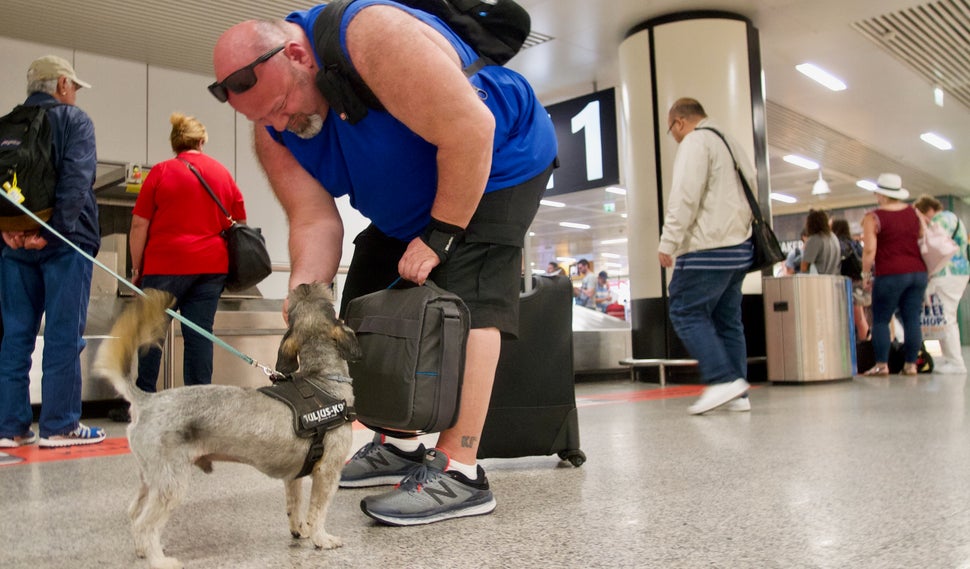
[914, 194, 969, 374]
[860, 173, 928, 376]
[0, 56, 103, 448]
[782, 229, 808, 275]
[574, 258, 596, 308]
[658, 97, 753, 414]
[212, 0, 557, 525]
[545, 261, 565, 276]
[800, 209, 840, 274]
[129, 112, 247, 395]
[832, 218, 870, 341]
[594, 270, 613, 312]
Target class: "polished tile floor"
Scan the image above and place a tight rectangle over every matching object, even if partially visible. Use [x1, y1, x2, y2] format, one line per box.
[2, 366, 969, 569]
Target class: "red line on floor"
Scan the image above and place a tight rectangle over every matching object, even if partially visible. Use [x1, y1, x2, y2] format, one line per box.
[0, 437, 131, 465]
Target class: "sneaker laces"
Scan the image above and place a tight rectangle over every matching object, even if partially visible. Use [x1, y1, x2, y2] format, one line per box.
[348, 440, 380, 461]
[396, 463, 441, 493]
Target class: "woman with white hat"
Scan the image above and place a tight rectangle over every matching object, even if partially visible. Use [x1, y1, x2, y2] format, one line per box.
[859, 173, 928, 376]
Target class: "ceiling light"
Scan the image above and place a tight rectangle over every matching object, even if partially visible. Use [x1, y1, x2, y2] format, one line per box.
[934, 87, 945, 107]
[540, 199, 565, 207]
[783, 154, 819, 170]
[795, 63, 847, 91]
[601, 253, 621, 259]
[559, 222, 591, 230]
[856, 180, 877, 191]
[812, 170, 831, 196]
[770, 192, 797, 203]
[605, 186, 627, 195]
[600, 238, 628, 245]
[603, 262, 623, 269]
[556, 256, 576, 264]
[921, 132, 953, 150]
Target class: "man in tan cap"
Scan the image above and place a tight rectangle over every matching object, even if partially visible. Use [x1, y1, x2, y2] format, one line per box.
[0, 55, 103, 448]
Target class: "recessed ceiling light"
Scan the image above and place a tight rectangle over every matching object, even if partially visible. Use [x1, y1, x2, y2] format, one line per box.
[605, 186, 627, 195]
[540, 199, 565, 207]
[920, 132, 953, 150]
[600, 238, 628, 245]
[783, 154, 820, 170]
[795, 63, 847, 91]
[770, 192, 797, 203]
[601, 253, 621, 259]
[856, 180, 877, 191]
[934, 87, 945, 107]
[559, 222, 591, 230]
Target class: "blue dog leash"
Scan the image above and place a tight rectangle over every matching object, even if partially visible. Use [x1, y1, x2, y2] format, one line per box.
[0, 189, 284, 380]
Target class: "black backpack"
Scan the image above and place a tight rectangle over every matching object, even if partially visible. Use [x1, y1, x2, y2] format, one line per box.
[0, 104, 57, 231]
[839, 238, 863, 281]
[313, 0, 531, 124]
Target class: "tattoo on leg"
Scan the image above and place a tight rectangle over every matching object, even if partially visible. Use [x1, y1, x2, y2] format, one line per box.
[460, 436, 477, 448]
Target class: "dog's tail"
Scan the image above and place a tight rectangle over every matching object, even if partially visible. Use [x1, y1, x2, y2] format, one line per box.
[92, 289, 174, 404]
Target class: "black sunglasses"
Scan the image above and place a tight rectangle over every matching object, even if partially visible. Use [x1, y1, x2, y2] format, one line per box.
[208, 45, 285, 103]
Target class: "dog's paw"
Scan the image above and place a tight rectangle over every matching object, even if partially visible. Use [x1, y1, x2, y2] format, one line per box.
[290, 520, 310, 539]
[149, 555, 183, 569]
[312, 532, 343, 550]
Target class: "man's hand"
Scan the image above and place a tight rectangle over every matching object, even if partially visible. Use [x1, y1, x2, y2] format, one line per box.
[399, 237, 441, 285]
[2, 231, 26, 249]
[24, 234, 47, 250]
[658, 252, 674, 268]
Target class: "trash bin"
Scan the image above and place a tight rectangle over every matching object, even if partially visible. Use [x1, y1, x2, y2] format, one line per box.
[763, 275, 855, 382]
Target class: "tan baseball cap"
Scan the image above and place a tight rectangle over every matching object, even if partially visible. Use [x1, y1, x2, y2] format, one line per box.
[27, 55, 92, 89]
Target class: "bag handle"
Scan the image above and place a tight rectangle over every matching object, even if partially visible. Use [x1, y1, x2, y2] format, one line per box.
[179, 158, 234, 226]
[694, 127, 766, 225]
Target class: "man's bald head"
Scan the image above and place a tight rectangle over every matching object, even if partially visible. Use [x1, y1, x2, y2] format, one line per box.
[213, 20, 292, 82]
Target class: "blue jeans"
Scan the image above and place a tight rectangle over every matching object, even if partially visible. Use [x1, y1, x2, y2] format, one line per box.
[136, 274, 225, 392]
[668, 267, 748, 385]
[0, 245, 93, 438]
[871, 271, 928, 363]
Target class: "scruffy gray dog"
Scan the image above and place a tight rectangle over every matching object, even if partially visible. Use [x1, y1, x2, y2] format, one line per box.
[93, 284, 360, 569]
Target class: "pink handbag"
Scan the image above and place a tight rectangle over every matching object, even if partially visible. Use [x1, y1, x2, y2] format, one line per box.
[918, 212, 959, 274]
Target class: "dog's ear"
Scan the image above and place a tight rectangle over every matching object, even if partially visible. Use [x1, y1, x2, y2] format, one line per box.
[332, 322, 362, 363]
[275, 329, 300, 375]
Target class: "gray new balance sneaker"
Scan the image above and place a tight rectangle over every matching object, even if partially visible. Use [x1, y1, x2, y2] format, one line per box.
[360, 449, 496, 526]
[340, 434, 426, 488]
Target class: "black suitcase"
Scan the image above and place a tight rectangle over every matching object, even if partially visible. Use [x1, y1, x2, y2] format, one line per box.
[477, 274, 585, 466]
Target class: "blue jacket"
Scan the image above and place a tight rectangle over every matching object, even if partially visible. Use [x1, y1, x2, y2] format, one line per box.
[19, 92, 100, 255]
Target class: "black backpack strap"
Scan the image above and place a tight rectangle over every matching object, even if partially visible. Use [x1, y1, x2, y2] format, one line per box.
[313, 0, 383, 124]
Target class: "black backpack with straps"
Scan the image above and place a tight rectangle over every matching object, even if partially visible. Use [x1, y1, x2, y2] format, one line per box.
[0, 104, 58, 231]
[312, 0, 531, 124]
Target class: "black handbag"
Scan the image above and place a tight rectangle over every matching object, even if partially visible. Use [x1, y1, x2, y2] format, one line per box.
[345, 280, 469, 436]
[181, 159, 272, 292]
[696, 127, 785, 273]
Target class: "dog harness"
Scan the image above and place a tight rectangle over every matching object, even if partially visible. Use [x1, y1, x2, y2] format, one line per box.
[258, 373, 356, 478]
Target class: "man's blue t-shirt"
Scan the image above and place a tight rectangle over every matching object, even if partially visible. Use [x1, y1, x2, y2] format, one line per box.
[276, 0, 558, 241]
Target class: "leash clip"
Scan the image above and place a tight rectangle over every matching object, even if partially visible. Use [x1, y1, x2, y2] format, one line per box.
[255, 362, 286, 383]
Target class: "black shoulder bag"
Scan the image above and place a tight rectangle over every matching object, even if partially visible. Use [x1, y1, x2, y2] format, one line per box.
[180, 159, 272, 292]
[696, 127, 784, 273]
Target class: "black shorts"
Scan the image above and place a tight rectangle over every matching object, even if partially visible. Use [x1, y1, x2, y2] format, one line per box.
[340, 162, 555, 339]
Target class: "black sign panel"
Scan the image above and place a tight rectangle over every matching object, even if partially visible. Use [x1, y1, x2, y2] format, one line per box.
[544, 88, 620, 197]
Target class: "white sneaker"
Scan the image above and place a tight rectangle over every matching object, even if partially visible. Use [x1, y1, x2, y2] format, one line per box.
[934, 363, 967, 375]
[725, 396, 751, 412]
[688, 379, 751, 415]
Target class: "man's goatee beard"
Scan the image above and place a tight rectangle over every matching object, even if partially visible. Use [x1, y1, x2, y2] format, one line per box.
[289, 113, 324, 139]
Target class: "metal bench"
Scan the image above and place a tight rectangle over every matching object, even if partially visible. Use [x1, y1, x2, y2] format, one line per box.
[619, 356, 768, 387]
[618, 358, 698, 387]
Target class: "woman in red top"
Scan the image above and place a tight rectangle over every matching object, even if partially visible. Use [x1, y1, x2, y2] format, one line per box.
[860, 173, 928, 376]
[129, 112, 247, 392]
